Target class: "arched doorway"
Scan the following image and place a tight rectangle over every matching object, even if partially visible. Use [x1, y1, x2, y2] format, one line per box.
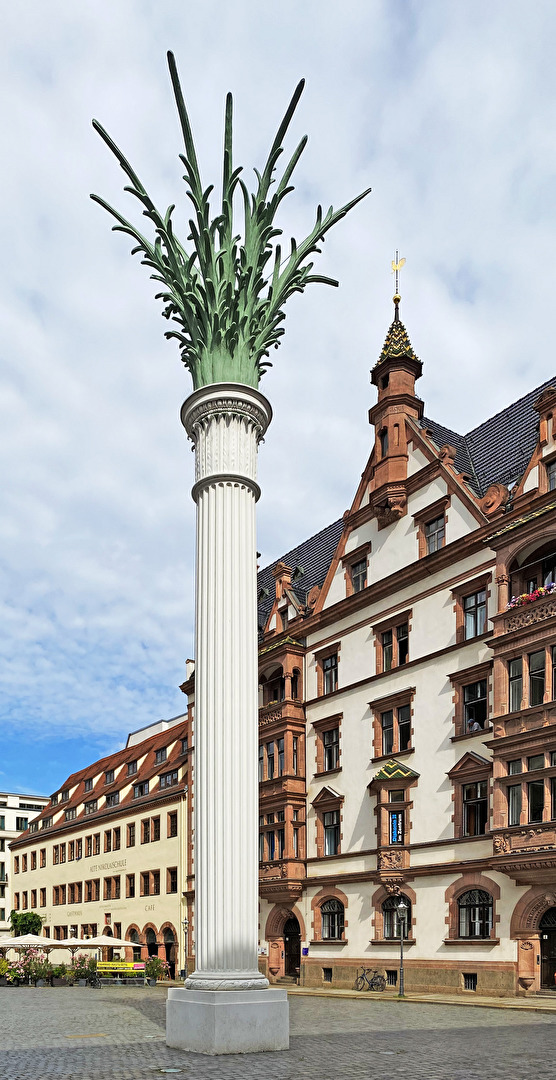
[145, 928, 158, 958]
[540, 908, 556, 989]
[128, 929, 141, 963]
[283, 916, 301, 978]
[164, 928, 176, 979]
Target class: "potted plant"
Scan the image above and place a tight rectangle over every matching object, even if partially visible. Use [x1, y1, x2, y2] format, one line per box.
[6, 959, 25, 986]
[72, 952, 91, 987]
[52, 962, 68, 987]
[0, 957, 9, 986]
[30, 955, 53, 987]
[144, 956, 170, 986]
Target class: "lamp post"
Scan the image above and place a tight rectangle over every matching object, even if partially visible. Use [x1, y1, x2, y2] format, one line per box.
[397, 897, 408, 998]
[182, 917, 189, 981]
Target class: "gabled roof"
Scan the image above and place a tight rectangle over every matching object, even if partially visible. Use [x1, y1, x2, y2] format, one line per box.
[257, 517, 344, 633]
[423, 376, 556, 496]
[372, 759, 420, 781]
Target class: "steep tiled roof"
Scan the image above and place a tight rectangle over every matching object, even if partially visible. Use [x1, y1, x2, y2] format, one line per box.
[423, 375, 556, 496]
[257, 517, 344, 633]
[377, 315, 419, 365]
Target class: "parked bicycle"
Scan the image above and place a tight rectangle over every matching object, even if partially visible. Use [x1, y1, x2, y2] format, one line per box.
[354, 967, 386, 992]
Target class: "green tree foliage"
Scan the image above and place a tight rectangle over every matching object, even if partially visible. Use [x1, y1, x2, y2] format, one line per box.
[10, 910, 44, 935]
[92, 52, 371, 390]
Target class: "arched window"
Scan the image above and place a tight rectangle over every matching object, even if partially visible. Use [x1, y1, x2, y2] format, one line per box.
[458, 889, 493, 938]
[382, 894, 412, 939]
[321, 898, 344, 940]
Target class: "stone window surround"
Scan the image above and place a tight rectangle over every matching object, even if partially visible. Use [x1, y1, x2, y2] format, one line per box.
[342, 542, 372, 598]
[448, 660, 493, 739]
[311, 787, 344, 859]
[444, 873, 500, 943]
[314, 641, 341, 698]
[370, 773, 416, 853]
[370, 883, 416, 944]
[447, 752, 492, 840]
[413, 496, 450, 559]
[451, 573, 492, 645]
[372, 609, 413, 675]
[312, 713, 343, 777]
[369, 687, 416, 762]
[310, 884, 349, 944]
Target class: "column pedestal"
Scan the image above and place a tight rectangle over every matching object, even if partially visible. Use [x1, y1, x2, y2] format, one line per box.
[166, 382, 288, 1055]
[166, 988, 289, 1055]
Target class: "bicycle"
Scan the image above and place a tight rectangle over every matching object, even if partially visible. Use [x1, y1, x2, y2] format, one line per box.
[354, 967, 386, 992]
[89, 972, 102, 989]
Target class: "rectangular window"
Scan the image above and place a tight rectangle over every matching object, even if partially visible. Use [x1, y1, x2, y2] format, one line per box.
[259, 832, 265, 862]
[151, 817, 160, 842]
[552, 777, 556, 820]
[528, 754, 545, 771]
[93, 834, 100, 855]
[126, 874, 135, 898]
[267, 831, 276, 860]
[22, 854, 28, 873]
[324, 810, 340, 856]
[398, 704, 411, 751]
[323, 727, 339, 772]
[277, 828, 285, 859]
[155, 748, 167, 764]
[16, 817, 28, 831]
[464, 680, 488, 732]
[181, 737, 188, 755]
[463, 781, 488, 835]
[127, 823, 136, 847]
[106, 791, 119, 808]
[105, 769, 114, 785]
[292, 736, 298, 775]
[104, 830, 112, 853]
[277, 738, 284, 776]
[508, 758, 522, 775]
[266, 742, 275, 780]
[397, 623, 409, 665]
[528, 779, 545, 822]
[167, 867, 178, 893]
[323, 654, 338, 695]
[425, 515, 445, 554]
[382, 630, 393, 671]
[76, 839, 82, 860]
[508, 784, 522, 826]
[59, 844, 66, 863]
[40, 888, 46, 907]
[53, 845, 59, 865]
[84, 800, 97, 815]
[142, 819, 150, 844]
[127, 760, 137, 776]
[509, 658, 523, 713]
[64, 807, 76, 821]
[141, 872, 150, 897]
[113, 828, 120, 851]
[85, 835, 92, 858]
[168, 812, 178, 838]
[388, 809, 404, 844]
[160, 769, 179, 789]
[547, 460, 556, 491]
[31, 851, 37, 870]
[84, 778, 93, 793]
[381, 710, 394, 756]
[258, 745, 264, 782]
[134, 781, 149, 799]
[529, 650, 545, 706]
[152, 871, 160, 896]
[464, 590, 487, 639]
[351, 558, 367, 594]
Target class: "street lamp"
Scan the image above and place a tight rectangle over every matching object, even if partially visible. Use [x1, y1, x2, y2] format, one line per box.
[397, 897, 408, 998]
[182, 917, 189, 981]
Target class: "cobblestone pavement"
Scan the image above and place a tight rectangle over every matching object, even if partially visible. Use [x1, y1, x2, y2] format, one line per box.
[2, 986, 556, 1080]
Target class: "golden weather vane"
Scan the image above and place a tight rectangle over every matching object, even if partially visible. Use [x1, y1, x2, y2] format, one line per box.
[391, 250, 406, 298]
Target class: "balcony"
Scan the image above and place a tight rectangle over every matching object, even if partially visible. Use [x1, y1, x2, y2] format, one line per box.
[493, 592, 556, 636]
[491, 702, 556, 741]
[258, 699, 305, 729]
[492, 823, 556, 883]
[258, 858, 305, 902]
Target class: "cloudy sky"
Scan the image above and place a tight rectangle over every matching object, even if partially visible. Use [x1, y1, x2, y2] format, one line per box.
[2, 1, 555, 796]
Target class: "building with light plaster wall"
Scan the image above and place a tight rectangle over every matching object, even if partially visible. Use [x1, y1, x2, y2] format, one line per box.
[0, 792, 49, 934]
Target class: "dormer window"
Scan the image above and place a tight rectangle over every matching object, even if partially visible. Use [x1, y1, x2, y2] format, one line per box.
[84, 778, 93, 793]
[61, 789, 69, 802]
[51, 794, 58, 806]
[105, 769, 114, 785]
[155, 748, 167, 765]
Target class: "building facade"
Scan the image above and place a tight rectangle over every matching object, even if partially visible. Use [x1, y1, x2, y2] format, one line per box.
[9, 712, 193, 976]
[248, 298, 556, 996]
[1, 791, 49, 933]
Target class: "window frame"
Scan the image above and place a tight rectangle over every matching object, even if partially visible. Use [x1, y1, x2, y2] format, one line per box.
[370, 688, 415, 761]
[449, 662, 492, 739]
[373, 610, 412, 675]
[314, 643, 341, 698]
[413, 497, 450, 559]
[312, 714, 343, 776]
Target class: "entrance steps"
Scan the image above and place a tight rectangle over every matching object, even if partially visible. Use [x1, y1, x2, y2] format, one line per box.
[275, 975, 298, 985]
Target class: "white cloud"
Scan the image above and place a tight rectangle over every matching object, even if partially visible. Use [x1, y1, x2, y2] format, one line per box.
[1, 1, 556, 772]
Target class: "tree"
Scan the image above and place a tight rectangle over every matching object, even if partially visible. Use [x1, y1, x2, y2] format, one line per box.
[10, 910, 44, 936]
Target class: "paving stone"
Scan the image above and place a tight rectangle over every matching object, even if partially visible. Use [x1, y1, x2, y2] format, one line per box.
[1, 986, 556, 1079]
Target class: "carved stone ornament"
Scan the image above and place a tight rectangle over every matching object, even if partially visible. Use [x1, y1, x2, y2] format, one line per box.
[384, 879, 402, 895]
[505, 595, 556, 631]
[378, 849, 403, 869]
[493, 834, 511, 854]
[480, 483, 509, 515]
[520, 940, 534, 950]
[439, 444, 457, 465]
[375, 495, 407, 529]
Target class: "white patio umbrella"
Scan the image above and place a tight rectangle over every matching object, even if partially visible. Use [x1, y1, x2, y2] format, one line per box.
[0, 933, 67, 957]
[81, 934, 133, 949]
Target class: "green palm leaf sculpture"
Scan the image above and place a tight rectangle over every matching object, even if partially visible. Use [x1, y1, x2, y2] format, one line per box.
[91, 52, 371, 390]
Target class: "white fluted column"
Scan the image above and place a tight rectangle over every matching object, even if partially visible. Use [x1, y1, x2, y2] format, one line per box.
[166, 382, 289, 1054]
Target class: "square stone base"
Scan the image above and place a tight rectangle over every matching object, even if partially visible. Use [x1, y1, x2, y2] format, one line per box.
[166, 987, 289, 1055]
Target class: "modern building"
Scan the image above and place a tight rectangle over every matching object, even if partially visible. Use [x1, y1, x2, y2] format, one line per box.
[244, 296, 556, 996]
[9, 712, 192, 976]
[0, 791, 49, 933]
